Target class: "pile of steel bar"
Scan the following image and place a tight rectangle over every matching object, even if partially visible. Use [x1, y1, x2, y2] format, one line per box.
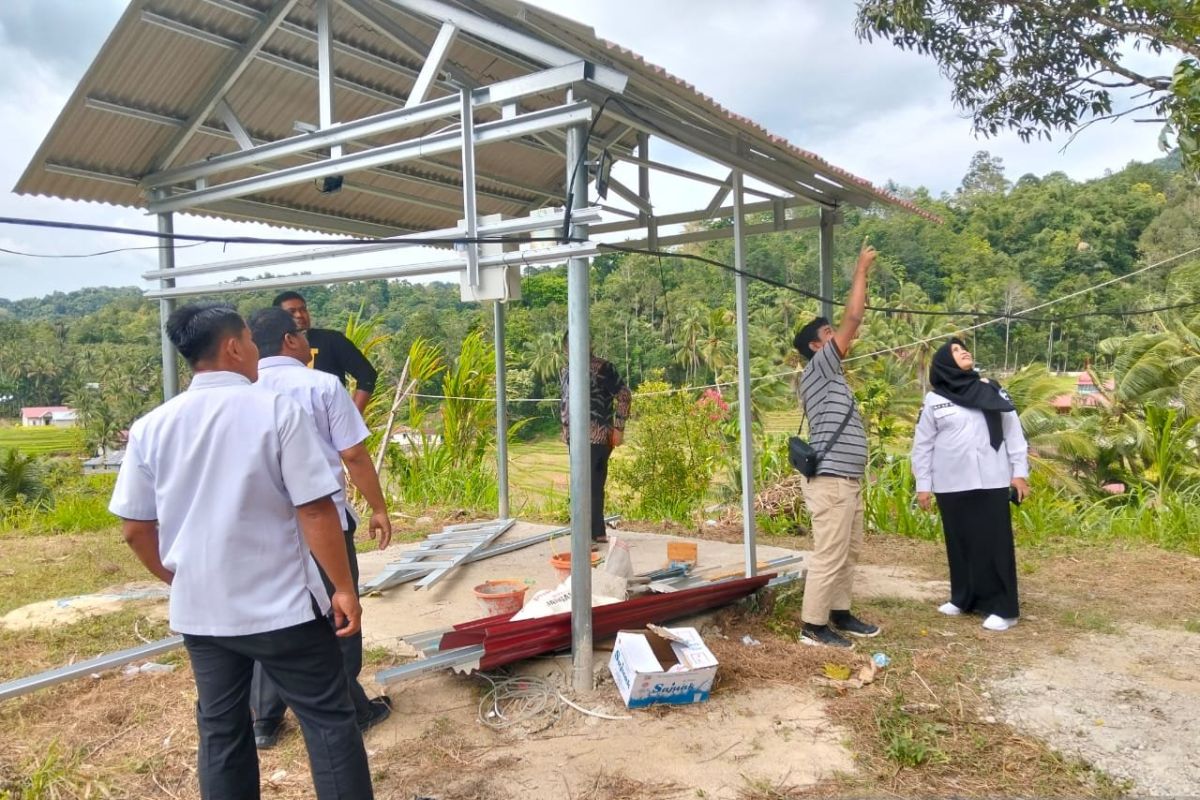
[375, 573, 771, 685]
[360, 516, 620, 594]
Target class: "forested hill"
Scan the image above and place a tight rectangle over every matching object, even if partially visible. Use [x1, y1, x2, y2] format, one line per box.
[2, 150, 1198, 412]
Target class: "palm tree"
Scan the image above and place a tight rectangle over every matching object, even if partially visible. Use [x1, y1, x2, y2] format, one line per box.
[1003, 366, 1100, 491]
[1100, 314, 1200, 416]
[672, 307, 705, 385]
[0, 449, 49, 505]
[523, 332, 565, 387]
[698, 309, 734, 381]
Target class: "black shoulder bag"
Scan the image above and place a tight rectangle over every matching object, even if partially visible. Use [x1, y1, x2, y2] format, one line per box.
[788, 405, 856, 479]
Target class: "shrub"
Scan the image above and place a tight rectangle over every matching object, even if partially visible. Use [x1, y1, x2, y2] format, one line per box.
[611, 382, 726, 522]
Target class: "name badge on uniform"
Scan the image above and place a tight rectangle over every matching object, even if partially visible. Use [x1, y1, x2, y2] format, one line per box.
[932, 402, 956, 419]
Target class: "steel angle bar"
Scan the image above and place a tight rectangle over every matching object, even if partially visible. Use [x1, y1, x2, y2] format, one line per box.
[413, 519, 513, 590]
[378, 0, 628, 93]
[0, 635, 184, 703]
[374, 644, 484, 685]
[360, 517, 619, 595]
[146, 101, 593, 215]
[142, 239, 603, 300]
[144, 62, 593, 190]
[139, 207, 601, 282]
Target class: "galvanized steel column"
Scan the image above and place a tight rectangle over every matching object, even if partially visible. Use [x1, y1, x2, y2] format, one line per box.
[494, 300, 510, 520]
[565, 121, 594, 692]
[819, 207, 834, 321]
[732, 172, 757, 576]
[157, 211, 179, 400]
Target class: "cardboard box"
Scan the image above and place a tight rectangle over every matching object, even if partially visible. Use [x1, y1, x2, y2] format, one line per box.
[608, 626, 719, 709]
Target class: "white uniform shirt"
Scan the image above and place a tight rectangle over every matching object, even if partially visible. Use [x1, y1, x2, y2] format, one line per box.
[109, 371, 340, 637]
[910, 390, 1030, 494]
[256, 356, 370, 529]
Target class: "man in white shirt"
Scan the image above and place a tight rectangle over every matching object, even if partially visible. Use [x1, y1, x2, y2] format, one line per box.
[109, 303, 374, 800]
[246, 307, 393, 748]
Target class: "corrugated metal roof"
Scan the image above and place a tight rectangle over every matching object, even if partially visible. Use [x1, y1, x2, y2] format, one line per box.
[16, 0, 935, 237]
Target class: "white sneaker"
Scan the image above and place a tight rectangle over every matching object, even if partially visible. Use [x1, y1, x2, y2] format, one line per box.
[938, 602, 963, 616]
[982, 614, 1018, 631]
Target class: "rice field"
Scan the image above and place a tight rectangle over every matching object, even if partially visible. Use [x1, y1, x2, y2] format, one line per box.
[0, 425, 84, 455]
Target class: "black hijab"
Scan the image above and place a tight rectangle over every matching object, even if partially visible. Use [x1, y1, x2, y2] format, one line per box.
[929, 338, 1014, 450]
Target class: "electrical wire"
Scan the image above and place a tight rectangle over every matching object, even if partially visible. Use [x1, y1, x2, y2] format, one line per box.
[475, 673, 563, 732]
[0, 215, 582, 250]
[407, 242, 1200, 404]
[0, 241, 209, 258]
[598, 241, 1200, 323]
[3, 214, 1196, 324]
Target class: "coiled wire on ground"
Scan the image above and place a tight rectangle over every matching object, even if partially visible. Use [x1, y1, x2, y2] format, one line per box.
[476, 672, 632, 731]
[476, 673, 564, 732]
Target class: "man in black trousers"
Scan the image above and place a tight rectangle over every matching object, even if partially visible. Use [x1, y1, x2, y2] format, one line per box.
[109, 303, 374, 799]
[560, 333, 631, 544]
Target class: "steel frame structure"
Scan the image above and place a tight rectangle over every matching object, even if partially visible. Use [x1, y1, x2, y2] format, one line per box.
[18, 0, 881, 696]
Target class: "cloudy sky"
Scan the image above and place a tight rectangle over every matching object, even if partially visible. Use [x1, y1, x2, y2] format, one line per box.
[0, 0, 1178, 300]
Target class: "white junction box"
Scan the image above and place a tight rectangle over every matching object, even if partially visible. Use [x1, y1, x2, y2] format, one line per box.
[460, 213, 522, 302]
[608, 625, 719, 709]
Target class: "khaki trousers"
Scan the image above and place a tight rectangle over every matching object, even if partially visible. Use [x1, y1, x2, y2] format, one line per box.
[800, 475, 864, 626]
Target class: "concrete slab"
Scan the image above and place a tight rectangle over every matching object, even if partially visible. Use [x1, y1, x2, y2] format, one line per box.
[356, 521, 803, 648]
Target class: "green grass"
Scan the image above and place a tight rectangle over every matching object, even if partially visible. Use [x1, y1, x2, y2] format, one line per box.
[0, 426, 84, 456]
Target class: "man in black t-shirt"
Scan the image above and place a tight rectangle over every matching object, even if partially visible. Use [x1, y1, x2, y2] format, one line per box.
[273, 291, 378, 414]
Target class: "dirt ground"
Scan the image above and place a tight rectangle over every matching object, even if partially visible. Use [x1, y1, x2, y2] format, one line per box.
[3, 524, 1200, 798]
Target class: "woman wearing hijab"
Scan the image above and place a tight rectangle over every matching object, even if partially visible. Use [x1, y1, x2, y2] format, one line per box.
[911, 338, 1030, 632]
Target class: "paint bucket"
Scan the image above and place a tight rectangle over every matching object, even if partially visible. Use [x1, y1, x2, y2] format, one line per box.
[549, 551, 601, 583]
[472, 580, 528, 617]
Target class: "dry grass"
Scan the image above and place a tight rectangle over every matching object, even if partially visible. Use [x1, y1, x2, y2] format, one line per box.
[706, 588, 1132, 798]
[0, 530, 145, 616]
[571, 770, 687, 800]
[4, 524, 1195, 798]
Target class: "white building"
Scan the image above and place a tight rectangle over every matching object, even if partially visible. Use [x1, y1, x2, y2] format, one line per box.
[20, 406, 78, 428]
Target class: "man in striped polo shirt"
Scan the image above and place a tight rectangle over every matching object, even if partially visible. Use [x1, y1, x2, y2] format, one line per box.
[792, 242, 881, 648]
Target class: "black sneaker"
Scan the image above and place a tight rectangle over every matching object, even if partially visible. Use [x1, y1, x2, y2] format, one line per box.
[830, 610, 881, 638]
[799, 623, 854, 649]
[253, 720, 282, 750]
[359, 696, 392, 735]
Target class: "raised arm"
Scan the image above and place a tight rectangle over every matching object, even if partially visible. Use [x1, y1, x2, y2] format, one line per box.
[833, 243, 877, 357]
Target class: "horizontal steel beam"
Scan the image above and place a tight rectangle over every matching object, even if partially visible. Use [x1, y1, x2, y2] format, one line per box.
[615, 213, 825, 250]
[614, 153, 777, 200]
[142, 240, 603, 300]
[41, 162, 405, 238]
[576, 87, 839, 208]
[0, 636, 184, 703]
[141, 206, 602, 281]
[590, 195, 812, 235]
[147, 102, 593, 215]
[84, 96, 537, 209]
[144, 62, 594, 189]
[141, 3, 580, 189]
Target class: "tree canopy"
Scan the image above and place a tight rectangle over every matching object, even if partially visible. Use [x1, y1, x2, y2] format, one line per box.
[855, 0, 1200, 170]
